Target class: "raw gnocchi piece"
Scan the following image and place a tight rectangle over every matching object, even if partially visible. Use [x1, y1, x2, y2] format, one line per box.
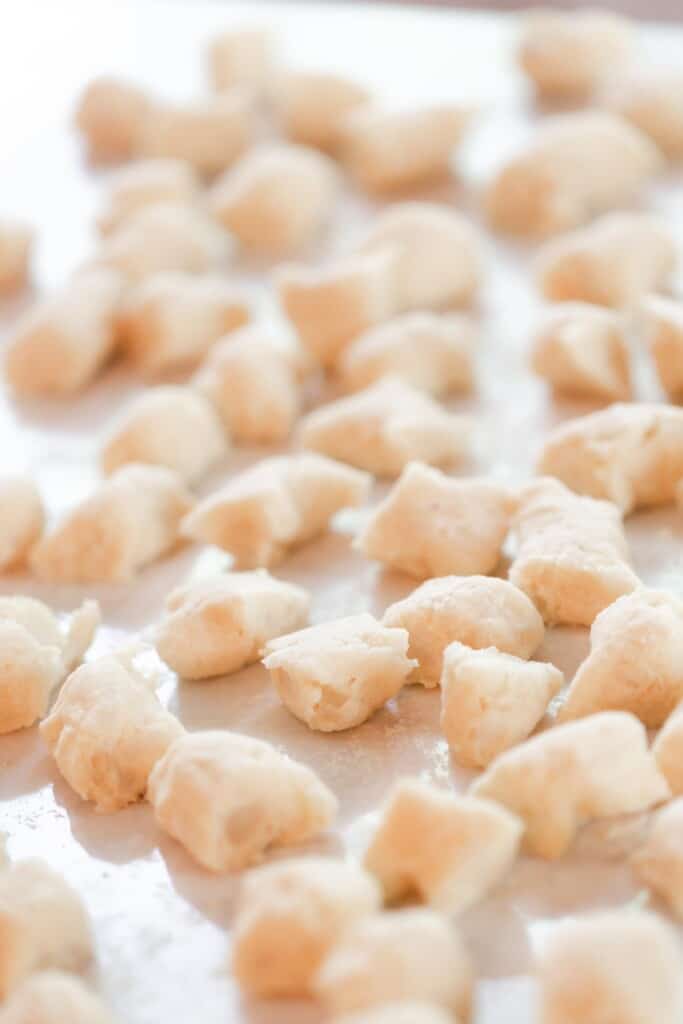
[276, 249, 397, 368]
[74, 76, 151, 162]
[383, 575, 544, 688]
[315, 909, 472, 1019]
[181, 453, 370, 569]
[0, 477, 44, 571]
[0, 971, 116, 1024]
[537, 212, 676, 308]
[332, 1004, 455, 1024]
[364, 779, 522, 913]
[560, 589, 683, 728]
[193, 325, 302, 442]
[97, 159, 200, 235]
[472, 711, 670, 860]
[654, 705, 683, 796]
[519, 9, 632, 102]
[117, 271, 249, 375]
[356, 463, 513, 579]
[210, 143, 338, 255]
[31, 464, 193, 583]
[632, 799, 683, 915]
[341, 106, 469, 192]
[0, 859, 92, 999]
[486, 113, 660, 238]
[539, 402, 683, 513]
[0, 220, 32, 296]
[275, 71, 371, 151]
[147, 730, 337, 872]
[639, 294, 683, 400]
[138, 93, 253, 177]
[300, 378, 471, 478]
[606, 69, 683, 161]
[0, 597, 100, 735]
[262, 614, 416, 732]
[441, 642, 563, 769]
[338, 313, 475, 397]
[101, 386, 228, 484]
[231, 857, 381, 997]
[207, 27, 274, 95]
[358, 202, 482, 312]
[156, 570, 310, 680]
[5, 268, 124, 397]
[538, 910, 683, 1024]
[509, 477, 638, 626]
[531, 303, 631, 401]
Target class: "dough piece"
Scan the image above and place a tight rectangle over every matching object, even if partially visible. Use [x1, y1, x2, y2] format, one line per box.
[181, 453, 370, 569]
[472, 711, 669, 859]
[341, 106, 469, 192]
[300, 378, 471, 478]
[5, 268, 124, 397]
[156, 570, 310, 680]
[356, 463, 513, 579]
[101, 386, 228, 484]
[74, 76, 151, 162]
[193, 325, 301, 442]
[606, 69, 683, 161]
[441, 642, 563, 769]
[538, 910, 682, 1024]
[332, 1005, 455, 1024]
[210, 143, 338, 255]
[384, 575, 544, 688]
[531, 303, 631, 401]
[275, 71, 370, 150]
[147, 730, 337, 872]
[0, 859, 92, 999]
[339, 313, 475, 397]
[263, 613, 416, 732]
[364, 779, 522, 913]
[138, 93, 253, 177]
[654, 705, 683, 796]
[0, 477, 44, 571]
[31, 464, 193, 583]
[519, 9, 632, 102]
[276, 249, 397, 368]
[538, 402, 683, 513]
[632, 799, 683, 915]
[486, 113, 660, 238]
[207, 27, 274, 95]
[561, 589, 683, 728]
[315, 909, 472, 1019]
[232, 857, 381, 997]
[0, 597, 100, 735]
[358, 202, 481, 312]
[40, 652, 183, 812]
[0, 971, 116, 1024]
[0, 220, 32, 296]
[96, 202, 231, 283]
[97, 159, 200, 235]
[640, 294, 683, 400]
[117, 271, 249, 375]
[509, 477, 638, 626]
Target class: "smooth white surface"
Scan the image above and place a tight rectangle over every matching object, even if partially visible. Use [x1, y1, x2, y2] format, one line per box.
[1, 3, 683, 1022]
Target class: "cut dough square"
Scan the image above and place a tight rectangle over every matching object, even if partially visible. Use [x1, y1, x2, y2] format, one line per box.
[97, 158, 200, 235]
[0, 476, 44, 572]
[0, 219, 32, 296]
[138, 93, 253, 177]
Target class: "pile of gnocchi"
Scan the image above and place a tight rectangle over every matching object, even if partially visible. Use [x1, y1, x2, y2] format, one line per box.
[3, 8, 683, 1023]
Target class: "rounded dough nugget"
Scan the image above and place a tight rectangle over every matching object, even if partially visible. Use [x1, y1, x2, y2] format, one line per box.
[156, 570, 310, 680]
[364, 779, 522, 914]
[147, 730, 337, 872]
[631, 799, 683, 915]
[472, 711, 669, 860]
[300, 378, 471, 478]
[138, 93, 253, 177]
[232, 857, 381, 998]
[358, 202, 481, 312]
[0, 970, 115, 1024]
[606, 68, 683, 161]
[356, 462, 513, 580]
[207, 27, 274, 95]
[0, 859, 92, 999]
[263, 613, 416, 732]
[275, 70, 370, 151]
[315, 909, 472, 1019]
[639, 294, 683, 400]
[74, 76, 151, 162]
[383, 575, 544, 688]
[0, 220, 32, 296]
[0, 476, 43, 571]
[97, 158, 200, 235]
[210, 143, 338, 255]
[101, 386, 228, 484]
[40, 653, 184, 812]
[31, 464, 193, 584]
[440, 642, 563, 769]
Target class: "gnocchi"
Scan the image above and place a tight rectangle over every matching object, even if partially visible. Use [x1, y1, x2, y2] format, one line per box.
[606, 69, 683, 161]
[639, 294, 683, 400]
[0, 476, 44, 571]
[274, 71, 371, 151]
[74, 76, 151, 162]
[0, 219, 32, 296]
[632, 799, 683, 916]
[0, 971, 115, 1024]
[654, 704, 683, 796]
[207, 27, 274, 95]
[138, 93, 253, 177]
[97, 159, 200, 235]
